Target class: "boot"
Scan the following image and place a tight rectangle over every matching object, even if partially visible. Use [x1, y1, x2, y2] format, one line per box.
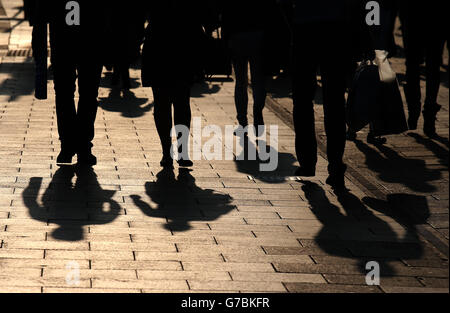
[367, 132, 387, 145]
[77, 145, 97, 167]
[423, 103, 442, 138]
[56, 142, 76, 166]
[404, 84, 421, 130]
[326, 163, 348, 191]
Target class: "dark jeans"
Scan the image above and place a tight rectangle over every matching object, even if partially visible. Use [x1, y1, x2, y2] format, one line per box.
[398, 1, 445, 116]
[50, 25, 102, 153]
[230, 31, 266, 126]
[152, 84, 192, 159]
[292, 22, 347, 176]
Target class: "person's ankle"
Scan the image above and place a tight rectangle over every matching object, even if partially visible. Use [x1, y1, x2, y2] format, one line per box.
[295, 166, 316, 177]
[177, 158, 193, 167]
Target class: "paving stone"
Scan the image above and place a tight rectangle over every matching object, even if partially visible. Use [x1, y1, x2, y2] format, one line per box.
[284, 283, 382, 293]
[380, 286, 449, 293]
[0, 3, 448, 293]
[230, 272, 326, 284]
[188, 281, 287, 292]
[137, 270, 231, 281]
[323, 274, 423, 287]
[92, 279, 189, 290]
[43, 288, 142, 293]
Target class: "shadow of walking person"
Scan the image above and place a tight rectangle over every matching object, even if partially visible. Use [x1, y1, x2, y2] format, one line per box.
[23, 166, 122, 241]
[98, 87, 152, 118]
[191, 80, 222, 98]
[234, 134, 298, 183]
[408, 133, 449, 165]
[131, 168, 235, 232]
[354, 139, 441, 193]
[0, 62, 36, 102]
[301, 181, 424, 277]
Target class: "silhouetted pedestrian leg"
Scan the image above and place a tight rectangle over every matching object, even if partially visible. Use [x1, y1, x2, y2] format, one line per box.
[231, 31, 266, 130]
[152, 84, 192, 167]
[233, 57, 249, 127]
[50, 25, 102, 166]
[399, 1, 445, 136]
[293, 22, 347, 188]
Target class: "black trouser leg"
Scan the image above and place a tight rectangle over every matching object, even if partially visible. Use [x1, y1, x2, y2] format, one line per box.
[52, 52, 77, 152]
[152, 86, 173, 157]
[76, 62, 102, 153]
[292, 26, 319, 170]
[293, 23, 347, 176]
[400, 3, 423, 119]
[173, 85, 192, 159]
[321, 54, 347, 175]
[232, 57, 249, 126]
[249, 52, 267, 119]
[424, 32, 443, 111]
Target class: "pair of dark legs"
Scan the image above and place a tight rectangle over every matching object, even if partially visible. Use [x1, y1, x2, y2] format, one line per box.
[398, 1, 445, 137]
[152, 84, 193, 167]
[50, 25, 102, 166]
[231, 32, 267, 130]
[346, 126, 388, 146]
[345, 0, 395, 146]
[112, 61, 131, 90]
[292, 22, 348, 189]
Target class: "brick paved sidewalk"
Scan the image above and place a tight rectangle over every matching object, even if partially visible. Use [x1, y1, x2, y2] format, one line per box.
[0, 1, 448, 293]
[266, 21, 449, 259]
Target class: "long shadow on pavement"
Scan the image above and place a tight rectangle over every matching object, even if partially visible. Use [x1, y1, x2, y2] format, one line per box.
[191, 79, 226, 99]
[354, 139, 441, 193]
[301, 181, 426, 277]
[234, 134, 298, 184]
[98, 87, 152, 119]
[23, 166, 122, 241]
[0, 61, 35, 102]
[408, 133, 449, 165]
[131, 168, 235, 232]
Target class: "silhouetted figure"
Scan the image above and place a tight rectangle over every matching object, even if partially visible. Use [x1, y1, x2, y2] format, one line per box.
[108, 1, 145, 90]
[301, 181, 424, 276]
[221, 0, 272, 131]
[398, 1, 446, 137]
[346, 0, 397, 145]
[287, 0, 349, 190]
[40, 0, 111, 166]
[23, 166, 121, 241]
[141, 1, 206, 168]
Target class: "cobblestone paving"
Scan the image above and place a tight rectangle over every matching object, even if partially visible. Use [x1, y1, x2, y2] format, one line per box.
[0, 0, 448, 293]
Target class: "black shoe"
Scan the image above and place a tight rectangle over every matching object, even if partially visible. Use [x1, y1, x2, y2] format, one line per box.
[160, 155, 174, 168]
[326, 175, 347, 191]
[77, 152, 97, 167]
[234, 122, 249, 136]
[56, 150, 76, 166]
[408, 114, 420, 130]
[346, 131, 357, 142]
[177, 159, 194, 167]
[122, 79, 131, 90]
[295, 167, 316, 177]
[423, 104, 441, 138]
[254, 112, 265, 137]
[367, 133, 387, 145]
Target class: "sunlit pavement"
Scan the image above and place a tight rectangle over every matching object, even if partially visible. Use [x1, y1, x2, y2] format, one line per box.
[0, 1, 448, 293]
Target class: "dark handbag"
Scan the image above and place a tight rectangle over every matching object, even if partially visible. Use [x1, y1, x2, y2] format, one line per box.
[346, 61, 379, 132]
[370, 78, 409, 137]
[346, 60, 408, 136]
[203, 29, 232, 78]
